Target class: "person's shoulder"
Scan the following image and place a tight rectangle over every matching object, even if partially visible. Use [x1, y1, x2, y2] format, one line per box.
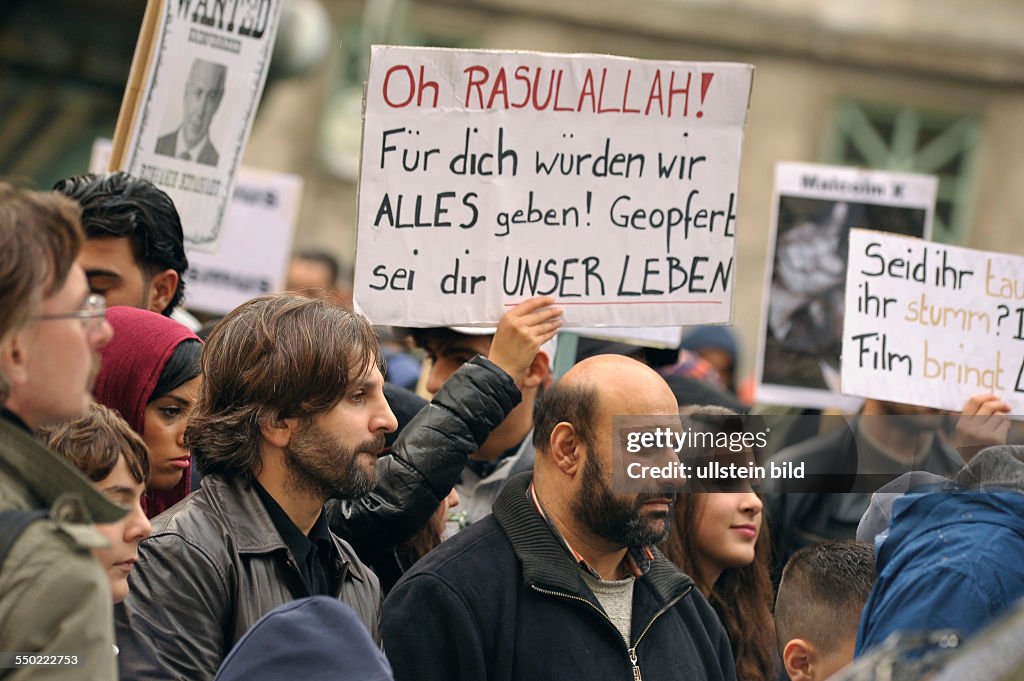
[143, 487, 232, 567]
[0, 519, 109, 610]
[402, 515, 512, 582]
[149, 485, 222, 534]
[155, 131, 177, 154]
[198, 141, 219, 166]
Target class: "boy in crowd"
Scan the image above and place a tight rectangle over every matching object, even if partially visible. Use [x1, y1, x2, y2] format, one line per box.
[775, 541, 876, 681]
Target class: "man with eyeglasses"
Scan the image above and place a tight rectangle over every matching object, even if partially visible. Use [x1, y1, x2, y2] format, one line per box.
[0, 183, 125, 680]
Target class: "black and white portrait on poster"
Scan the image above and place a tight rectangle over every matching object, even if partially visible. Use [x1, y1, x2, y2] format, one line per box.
[154, 58, 227, 167]
[116, 0, 283, 253]
[756, 162, 937, 411]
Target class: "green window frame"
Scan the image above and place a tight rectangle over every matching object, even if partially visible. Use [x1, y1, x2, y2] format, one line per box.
[822, 100, 981, 245]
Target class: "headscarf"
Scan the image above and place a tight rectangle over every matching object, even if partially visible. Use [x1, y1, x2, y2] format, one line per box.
[93, 306, 201, 516]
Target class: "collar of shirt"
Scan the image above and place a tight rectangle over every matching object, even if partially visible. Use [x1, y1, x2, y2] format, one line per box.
[465, 441, 520, 480]
[527, 481, 653, 580]
[252, 480, 335, 572]
[175, 127, 209, 159]
[0, 409, 31, 434]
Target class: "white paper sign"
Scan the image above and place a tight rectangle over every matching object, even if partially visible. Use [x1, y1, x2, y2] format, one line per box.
[566, 325, 685, 349]
[354, 46, 753, 328]
[843, 229, 1024, 414]
[185, 169, 302, 314]
[120, 0, 283, 252]
[91, 138, 301, 315]
[756, 162, 937, 411]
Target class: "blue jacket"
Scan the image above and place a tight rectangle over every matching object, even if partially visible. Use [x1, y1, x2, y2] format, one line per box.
[856, 491, 1024, 654]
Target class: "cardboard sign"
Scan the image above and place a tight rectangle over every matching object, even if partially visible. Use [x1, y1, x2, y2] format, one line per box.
[756, 162, 937, 411]
[354, 46, 753, 328]
[90, 138, 301, 315]
[111, 0, 283, 252]
[843, 229, 1024, 414]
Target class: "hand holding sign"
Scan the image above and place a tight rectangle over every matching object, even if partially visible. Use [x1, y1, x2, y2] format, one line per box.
[489, 296, 563, 388]
[949, 393, 1012, 461]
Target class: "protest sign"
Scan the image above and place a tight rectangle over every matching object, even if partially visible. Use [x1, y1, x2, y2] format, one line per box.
[91, 138, 302, 315]
[565, 325, 685, 349]
[843, 229, 1024, 414]
[353, 46, 753, 328]
[756, 162, 937, 411]
[111, 0, 283, 252]
[185, 169, 302, 314]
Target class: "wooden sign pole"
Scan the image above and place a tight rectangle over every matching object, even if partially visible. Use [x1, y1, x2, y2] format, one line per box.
[108, 0, 163, 171]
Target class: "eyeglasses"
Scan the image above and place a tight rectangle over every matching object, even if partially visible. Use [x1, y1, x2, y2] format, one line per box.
[31, 293, 107, 332]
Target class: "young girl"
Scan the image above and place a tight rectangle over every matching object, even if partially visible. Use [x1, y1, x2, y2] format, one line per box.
[43, 402, 152, 603]
[93, 306, 202, 516]
[662, 405, 778, 681]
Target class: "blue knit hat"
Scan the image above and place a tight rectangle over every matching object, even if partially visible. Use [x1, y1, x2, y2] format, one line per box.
[679, 326, 739, 364]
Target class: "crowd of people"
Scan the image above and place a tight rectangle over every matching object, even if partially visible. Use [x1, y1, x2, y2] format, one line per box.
[1, 172, 1023, 681]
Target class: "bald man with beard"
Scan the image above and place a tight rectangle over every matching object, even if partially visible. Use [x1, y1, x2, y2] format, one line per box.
[382, 355, 737, 681]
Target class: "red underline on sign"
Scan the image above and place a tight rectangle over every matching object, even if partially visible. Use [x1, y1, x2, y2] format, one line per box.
[502, 301, 725, 307]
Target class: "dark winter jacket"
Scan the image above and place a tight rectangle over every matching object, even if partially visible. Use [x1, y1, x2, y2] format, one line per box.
[327, 356, 521, 564]
[764, 419, 962, 573]
[214, 597, 393, 681]
[115, 474, 381, 681]
[382, 473, 737, 681]
[856, 491, 1024, 654]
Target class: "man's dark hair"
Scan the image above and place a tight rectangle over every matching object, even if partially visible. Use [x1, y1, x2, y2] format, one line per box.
[53, 172, 188, 314]
[532, 380, 598, 453]
[186, 294, 383, 480]
[408, 327, 476, 353]
[775, 540, 876, 655]
[294, 249, 340, 286]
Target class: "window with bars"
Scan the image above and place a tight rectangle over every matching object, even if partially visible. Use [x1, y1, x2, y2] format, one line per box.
[821, 101, 981, 244]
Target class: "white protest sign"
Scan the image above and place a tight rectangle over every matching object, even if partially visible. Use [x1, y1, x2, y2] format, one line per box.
[566, 325, 684, 349]
[756, 162, 937, 411]
[115, 0, 283, 253]
[90, 138, 301, 315]
[185, 169, 302, 314]
[843, 229, 1024, 414]
[354, 46, 753, 328]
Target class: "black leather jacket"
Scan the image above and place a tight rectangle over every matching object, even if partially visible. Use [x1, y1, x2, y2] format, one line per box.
[328, 355, 521, 564]
[115, 474, 381, 681]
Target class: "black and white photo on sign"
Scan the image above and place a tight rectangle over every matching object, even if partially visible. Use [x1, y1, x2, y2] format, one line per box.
[764, 197, 927, 391]
[118, 1, 283, 252]
[155, 58, 227, 167]
[755, 162, 938, 410]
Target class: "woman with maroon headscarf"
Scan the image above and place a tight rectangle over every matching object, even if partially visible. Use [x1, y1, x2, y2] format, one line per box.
[93, 306, 202, 517]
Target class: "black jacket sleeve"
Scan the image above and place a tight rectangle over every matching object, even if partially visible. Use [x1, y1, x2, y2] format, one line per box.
[327, 355, 521, 563]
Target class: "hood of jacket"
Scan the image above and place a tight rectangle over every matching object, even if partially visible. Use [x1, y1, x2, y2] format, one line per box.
[879, 491, 1024, 571]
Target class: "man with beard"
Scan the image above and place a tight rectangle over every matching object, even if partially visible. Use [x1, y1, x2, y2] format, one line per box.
[764, 394, 1010, 575]
[115, 294, 396, 680]
[382, 355, 737, 681]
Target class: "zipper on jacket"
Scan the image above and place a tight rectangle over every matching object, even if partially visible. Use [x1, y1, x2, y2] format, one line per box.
[531, 583, 693, 680]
